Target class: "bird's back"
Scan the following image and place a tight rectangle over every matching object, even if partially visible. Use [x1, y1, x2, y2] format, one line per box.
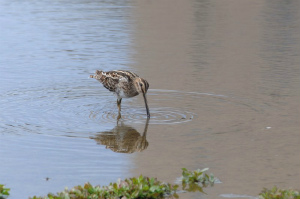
[91, 70, 140, 97]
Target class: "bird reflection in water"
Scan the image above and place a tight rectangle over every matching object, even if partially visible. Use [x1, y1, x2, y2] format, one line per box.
[91, 118, 149, 153]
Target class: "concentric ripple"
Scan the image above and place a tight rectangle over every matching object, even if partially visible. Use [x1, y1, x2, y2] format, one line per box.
[90, 107, 197, 125]
[88, 89, 231, 125]
[1, 85, 261, 135]
[124, 107, 196, 124]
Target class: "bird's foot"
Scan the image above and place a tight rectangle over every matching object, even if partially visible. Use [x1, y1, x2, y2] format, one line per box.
[117, 113, 122, 121]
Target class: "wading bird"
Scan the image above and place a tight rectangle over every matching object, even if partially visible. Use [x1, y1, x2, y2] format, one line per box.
[90, 70, 150, 119]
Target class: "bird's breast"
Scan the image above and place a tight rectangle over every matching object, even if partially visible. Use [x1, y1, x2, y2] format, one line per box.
[115, 87, 139, 98]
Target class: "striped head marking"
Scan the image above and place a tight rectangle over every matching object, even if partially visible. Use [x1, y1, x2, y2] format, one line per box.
[134, 78, 149, 94]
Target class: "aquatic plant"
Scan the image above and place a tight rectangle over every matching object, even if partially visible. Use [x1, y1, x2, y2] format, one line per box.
[259, 186, 300, 199]
[0, 184, 10, 199]
[181, 168, 215, 185]
[3, 168, 217, 198]
[181, 168, 215, 193]
[30, 175, 178, 199]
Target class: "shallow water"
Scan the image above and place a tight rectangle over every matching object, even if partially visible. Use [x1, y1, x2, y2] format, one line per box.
[1, 0, 299, 198]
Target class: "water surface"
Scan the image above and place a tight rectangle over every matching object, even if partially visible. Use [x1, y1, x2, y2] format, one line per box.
[1, 0, 299, 198]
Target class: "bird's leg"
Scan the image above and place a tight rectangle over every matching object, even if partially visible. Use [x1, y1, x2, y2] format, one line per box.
[117, 98, 122, 112]
[117, 98, 122, 120]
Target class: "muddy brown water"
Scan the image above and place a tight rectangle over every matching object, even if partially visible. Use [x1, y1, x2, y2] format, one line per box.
[1, 0, 299, 198]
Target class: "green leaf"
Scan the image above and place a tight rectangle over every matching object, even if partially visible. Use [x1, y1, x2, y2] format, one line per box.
[132, 190, 139, 198]
[142, 185, 149, 192]
[173, 192, 179, 199]
[149, 185, 160, 193]
[113, 183, 118, 190]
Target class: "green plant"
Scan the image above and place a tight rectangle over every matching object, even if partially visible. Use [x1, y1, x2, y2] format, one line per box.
[181, 168, 215, 193]
[0, 184, 10, 199]
[30, 175, 178, 199]
[181, 168, 215, 185]
[259, 186, 300, 199]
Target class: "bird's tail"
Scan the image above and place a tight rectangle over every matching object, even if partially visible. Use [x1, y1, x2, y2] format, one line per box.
[90, 70, 103, 80]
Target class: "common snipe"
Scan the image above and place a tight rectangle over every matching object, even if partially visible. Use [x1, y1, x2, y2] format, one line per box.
[90, 70, 150, 118]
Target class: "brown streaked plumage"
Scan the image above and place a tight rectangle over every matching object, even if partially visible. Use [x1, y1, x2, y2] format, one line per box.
[90, 70, 150, 118]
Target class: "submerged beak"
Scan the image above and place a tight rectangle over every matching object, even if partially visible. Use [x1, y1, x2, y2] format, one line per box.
[143, 93, 150, 118]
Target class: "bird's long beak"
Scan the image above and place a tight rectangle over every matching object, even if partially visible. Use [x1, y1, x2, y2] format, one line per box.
[143, 93, 150, 118]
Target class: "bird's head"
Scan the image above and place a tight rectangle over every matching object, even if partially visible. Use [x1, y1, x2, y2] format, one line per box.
[134, 78, 149, 95]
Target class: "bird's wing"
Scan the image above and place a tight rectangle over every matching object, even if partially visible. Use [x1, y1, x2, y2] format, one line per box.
[100, 71, 122, 92]
[92, 70, 136, 93]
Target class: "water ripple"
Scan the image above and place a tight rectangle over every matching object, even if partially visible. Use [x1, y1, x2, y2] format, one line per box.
[87, 89, 230, 125]
[1, 85, 261, 135]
